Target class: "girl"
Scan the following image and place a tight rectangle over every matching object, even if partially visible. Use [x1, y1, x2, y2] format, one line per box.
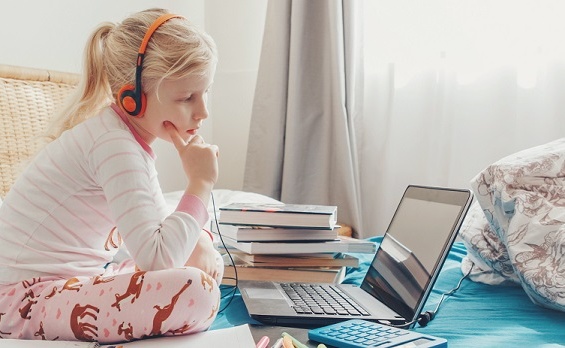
[0, 8, 223, 343]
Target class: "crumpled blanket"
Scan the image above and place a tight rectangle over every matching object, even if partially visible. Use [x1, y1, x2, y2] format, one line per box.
[459, 138, 565, 312]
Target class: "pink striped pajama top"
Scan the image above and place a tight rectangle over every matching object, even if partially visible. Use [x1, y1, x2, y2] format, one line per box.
[0, 104, 209, 284]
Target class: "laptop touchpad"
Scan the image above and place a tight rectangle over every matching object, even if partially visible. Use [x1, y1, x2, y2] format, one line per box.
[245, 288, 284, 300]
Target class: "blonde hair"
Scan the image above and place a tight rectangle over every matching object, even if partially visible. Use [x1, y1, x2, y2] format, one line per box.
[46, 8, 217, 142]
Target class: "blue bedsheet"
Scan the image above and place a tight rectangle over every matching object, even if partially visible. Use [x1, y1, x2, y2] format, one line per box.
[211, 240, 565, 347]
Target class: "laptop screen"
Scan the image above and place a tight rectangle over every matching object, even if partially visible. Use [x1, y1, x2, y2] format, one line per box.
[360, 186, 471, 321]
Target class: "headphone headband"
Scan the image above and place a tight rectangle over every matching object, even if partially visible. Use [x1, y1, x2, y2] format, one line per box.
[118, 13, 183, 116]
[138, 13, 182, 57]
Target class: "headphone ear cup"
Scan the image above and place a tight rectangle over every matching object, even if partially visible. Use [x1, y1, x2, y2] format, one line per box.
[118, 84, 146, 117]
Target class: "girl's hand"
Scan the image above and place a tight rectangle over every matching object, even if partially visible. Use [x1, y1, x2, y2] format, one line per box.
[164, 121, 219, 203]
[184, 230, 220, 280]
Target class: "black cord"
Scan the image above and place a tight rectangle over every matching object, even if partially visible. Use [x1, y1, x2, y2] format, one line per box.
[211, 192, 239, 314]
[428, 264, 474, 317]
[382, 264, 474, 329]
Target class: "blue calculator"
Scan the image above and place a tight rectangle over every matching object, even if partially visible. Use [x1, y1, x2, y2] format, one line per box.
[308, 319, 447, 348]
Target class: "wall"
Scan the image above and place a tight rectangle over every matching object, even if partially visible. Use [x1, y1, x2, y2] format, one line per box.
[205, 0, 267, 191]
[0, 0, 266, 192]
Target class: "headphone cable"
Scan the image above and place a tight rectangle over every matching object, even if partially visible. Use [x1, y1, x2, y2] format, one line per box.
[209, 191, 238, 314]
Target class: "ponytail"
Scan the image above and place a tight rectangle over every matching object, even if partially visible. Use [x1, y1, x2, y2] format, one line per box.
[45, 22, 114, 142]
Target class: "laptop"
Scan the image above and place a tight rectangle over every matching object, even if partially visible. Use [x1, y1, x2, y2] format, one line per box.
[237, 185, 473, 328]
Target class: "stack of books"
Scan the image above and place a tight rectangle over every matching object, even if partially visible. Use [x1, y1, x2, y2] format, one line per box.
[212, 202, 376, 285]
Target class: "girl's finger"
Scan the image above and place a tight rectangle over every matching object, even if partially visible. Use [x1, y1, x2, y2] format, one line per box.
[188, 135, 204, 145]
[163, 121, 185, 151]
[210, 144, 219, 157]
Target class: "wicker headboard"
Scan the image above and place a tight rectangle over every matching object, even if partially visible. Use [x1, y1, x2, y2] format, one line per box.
[0, 64, 80, 197]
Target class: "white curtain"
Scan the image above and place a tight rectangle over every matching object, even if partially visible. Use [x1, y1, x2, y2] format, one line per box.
[243, 0, 365, 236]
[245, 0, 565, 238]
[360, 0, 565, 236]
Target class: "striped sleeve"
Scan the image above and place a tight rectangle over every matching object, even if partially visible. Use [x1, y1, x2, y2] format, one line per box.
[89, 130, 203, 271]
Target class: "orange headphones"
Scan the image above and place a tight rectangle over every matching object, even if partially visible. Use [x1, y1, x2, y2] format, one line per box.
[117, 13, 182, 117]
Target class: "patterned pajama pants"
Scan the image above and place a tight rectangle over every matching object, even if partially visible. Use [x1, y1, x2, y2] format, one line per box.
[0, 255, 223, 344]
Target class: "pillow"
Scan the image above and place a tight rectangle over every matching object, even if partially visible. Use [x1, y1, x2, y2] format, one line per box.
[460, 137, 565, 312]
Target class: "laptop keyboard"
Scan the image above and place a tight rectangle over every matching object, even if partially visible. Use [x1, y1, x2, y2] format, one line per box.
[280, 283, 371, 316]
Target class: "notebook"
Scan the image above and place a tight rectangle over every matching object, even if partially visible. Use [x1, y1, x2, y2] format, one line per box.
[238, 185, 473, 328]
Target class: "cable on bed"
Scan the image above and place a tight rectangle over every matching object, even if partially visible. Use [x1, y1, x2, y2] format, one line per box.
[382, 263, 475, 329]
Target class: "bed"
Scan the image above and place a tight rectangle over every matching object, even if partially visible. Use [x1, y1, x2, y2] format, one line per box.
[2, 64, 565, 347]
[211, 237, 565, 347]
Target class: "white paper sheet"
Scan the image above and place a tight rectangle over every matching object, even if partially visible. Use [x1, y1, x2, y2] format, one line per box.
[100, 325, 256, 348]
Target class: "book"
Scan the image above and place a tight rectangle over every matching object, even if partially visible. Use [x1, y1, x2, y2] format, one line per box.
[219, 202, 337, 229]
[221, 255, 347, 285]
[232, 252, 360, 268]
[220, 235, 376, 255]
[210, 223, 339, 242]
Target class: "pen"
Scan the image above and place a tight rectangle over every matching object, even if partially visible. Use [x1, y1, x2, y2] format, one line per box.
[256, 335, 270, 348]
[282, 332, 308, 348]
[271, 337, 283, 348]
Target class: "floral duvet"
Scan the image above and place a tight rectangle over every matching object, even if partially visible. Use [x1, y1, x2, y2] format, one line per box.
[459, 138, 565, 312]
